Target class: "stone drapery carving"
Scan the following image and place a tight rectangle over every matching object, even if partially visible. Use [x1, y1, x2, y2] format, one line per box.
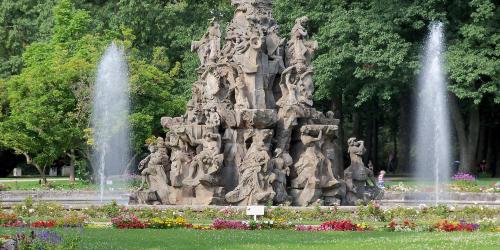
[225, 130, 275, 205]
[130, 0, 381, 206]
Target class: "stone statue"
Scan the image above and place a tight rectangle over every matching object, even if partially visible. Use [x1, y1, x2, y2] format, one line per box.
[131, 137, 171, 205]
[225, 130, 275, 205]
[168, 130, 191, 187]
[183, 132, 223, 187]
[137, 137, 170, 191]
[344, 137, 382, 205]
[290, 126, 340, 206]
[278, 16, 318, 108]
[192, 18, 221, 67]
[271, 148, 292, 204]
[207, 107, 221, 127]
[234, 75, 250, 109]
[131, 0, 381, 206]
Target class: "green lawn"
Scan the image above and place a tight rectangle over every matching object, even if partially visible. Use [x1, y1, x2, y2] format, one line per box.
[0, 179, 95, 190]
[385, 178, 500, 188]
[1, 228, 498, 250]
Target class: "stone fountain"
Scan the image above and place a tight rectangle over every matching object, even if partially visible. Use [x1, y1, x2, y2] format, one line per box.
[129, 0, 382, 206]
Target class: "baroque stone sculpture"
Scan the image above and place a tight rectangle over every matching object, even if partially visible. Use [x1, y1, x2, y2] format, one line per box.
[130, 0, 382, 206]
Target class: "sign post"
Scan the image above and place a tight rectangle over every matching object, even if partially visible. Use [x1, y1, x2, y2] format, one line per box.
[246, 206, 265, 221]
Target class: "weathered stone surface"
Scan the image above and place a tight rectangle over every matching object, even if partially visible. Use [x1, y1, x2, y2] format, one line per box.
[235, 109, 277, 128]
[130, 0, 379, 206]
[344, 138, 383, 205]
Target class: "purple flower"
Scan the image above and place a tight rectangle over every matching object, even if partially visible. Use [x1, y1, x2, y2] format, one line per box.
[452, 172, 476, 181]
[35, 230, 62, 244]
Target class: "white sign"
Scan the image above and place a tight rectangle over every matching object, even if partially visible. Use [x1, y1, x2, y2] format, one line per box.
[106, 180, 113, 185]
[246, 206, 265, 220]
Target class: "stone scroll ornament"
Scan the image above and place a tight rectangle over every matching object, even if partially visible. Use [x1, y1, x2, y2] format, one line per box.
[130, 0, 383, 206]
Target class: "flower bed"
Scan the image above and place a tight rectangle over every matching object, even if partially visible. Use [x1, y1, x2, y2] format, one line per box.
[1, 230, 80, 250]
[0, 213, 19, 227]
[452, 172, 476, 181]
[147, 217, 187, 229]
[295, 220, 369, 231]
[387, 219, 417, 232]
[111, 213, 146, 229]
[31, 220, 57, 228]
[433, 220, 479, 232]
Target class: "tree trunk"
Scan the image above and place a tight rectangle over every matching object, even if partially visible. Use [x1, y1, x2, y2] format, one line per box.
[372, 116, 379, 172]
[365, 111, 373, 164]
[68, 149, 76, 183]
[485, 127, 495, 177]
[332, 96, 344, 178]
[397, 94, 410, 173]
[39, 166, 47, 184]
[495, 140, 500, 177]
[450, 95, 480, 173]
[476, 123, 486, 163]
[18, 150, 47, 184]
[352, 111, 361, 138]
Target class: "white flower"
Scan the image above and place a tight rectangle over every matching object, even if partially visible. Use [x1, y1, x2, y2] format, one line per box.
[28, 209, 35, 214]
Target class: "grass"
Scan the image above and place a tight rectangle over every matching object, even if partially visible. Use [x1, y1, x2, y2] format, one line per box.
[385, 178, 500, 189]
[1, 228, 498, 250]
[0, 179, 95, 191]
[0, 178, 140, 191]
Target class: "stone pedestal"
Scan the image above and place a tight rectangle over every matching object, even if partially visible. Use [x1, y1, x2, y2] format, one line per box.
[12, 168, 22, 177]
[129, 191, 160, 205]
[61, 166, 71, 177]
[49, 167, 58, 177]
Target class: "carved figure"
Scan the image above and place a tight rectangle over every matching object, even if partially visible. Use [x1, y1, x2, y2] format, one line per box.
[344, 138, 382, 204]
[192, 18, 221, 67]
[225, 130, 275, 205]
[207, 107, 221, 127]
[234, 75, 250, 109]
[271, 148, 292, 204]
[183, 132, 223, 187]
[138, 137, 170, 191]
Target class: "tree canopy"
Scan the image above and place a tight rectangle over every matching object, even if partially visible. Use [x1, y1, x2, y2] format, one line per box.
[0, 0, 499, 176]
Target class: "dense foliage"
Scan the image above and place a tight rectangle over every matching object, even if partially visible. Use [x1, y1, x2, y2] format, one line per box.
[0, 0, 499, 177]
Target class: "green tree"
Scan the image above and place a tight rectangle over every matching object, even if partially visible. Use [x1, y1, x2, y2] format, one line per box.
[446, 0, 499, 172]
[0, 0, 98, 182]
[0, 0, 55, 77]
